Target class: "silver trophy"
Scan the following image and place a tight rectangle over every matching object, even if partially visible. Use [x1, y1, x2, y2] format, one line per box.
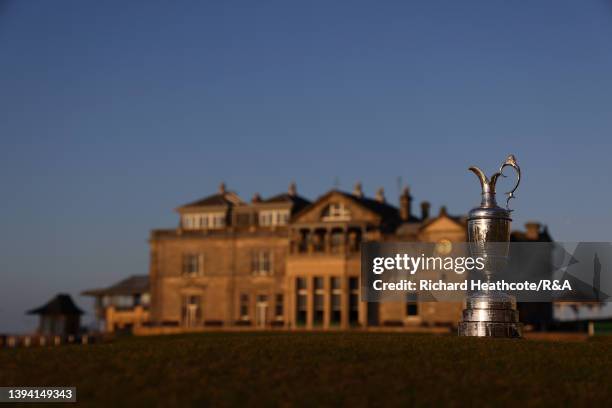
[458, 155, 522, 338]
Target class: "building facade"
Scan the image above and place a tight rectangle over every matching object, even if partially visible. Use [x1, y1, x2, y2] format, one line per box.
[147, 182, 551, 331]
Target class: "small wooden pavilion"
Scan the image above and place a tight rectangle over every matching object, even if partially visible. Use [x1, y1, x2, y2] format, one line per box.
[27, 294, 84, 336]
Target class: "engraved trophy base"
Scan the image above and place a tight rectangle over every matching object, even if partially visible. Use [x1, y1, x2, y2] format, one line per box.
[458, 291, 523, 338]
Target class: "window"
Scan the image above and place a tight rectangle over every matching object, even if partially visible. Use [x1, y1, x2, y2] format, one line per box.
[349, 277, 359, 325]
[211, 213, 225, 228]
[251, 251, 272, 276]
[181, 295, 202, 327]
[313, 277, 324, 326]
[182, 254, 205, 277]
[279, 211, 290, 225]
[406, 293, 419, 317]
[112, 295, 135, 309]
[321, 202, 351, 221]
[240, 294, 250, 320]
[259, 210, 290, 226]
[406, 303, 418, 316]
[330, 230, 343, 253]
[298, 230, 309, 253]
[348, 230, 362, 253]
[275, 294, 284, 319]
[331, 277, 342, 325]
[182, 215, 193, 229]
[296, 278, 307, 326]
[182, 213, 226, 230]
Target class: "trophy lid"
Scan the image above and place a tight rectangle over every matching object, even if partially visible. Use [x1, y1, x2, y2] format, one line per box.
[468, 155, 520, 221]
[468, 204, 511, 221]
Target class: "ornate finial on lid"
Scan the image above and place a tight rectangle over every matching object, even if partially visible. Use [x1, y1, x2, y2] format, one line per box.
[468, 154, 520, 210]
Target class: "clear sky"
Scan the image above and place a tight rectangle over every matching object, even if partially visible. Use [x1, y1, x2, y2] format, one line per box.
[1, 0, 611, 332]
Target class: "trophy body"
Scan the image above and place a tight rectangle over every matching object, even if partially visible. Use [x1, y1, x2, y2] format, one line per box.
[458, 155, 523, 338]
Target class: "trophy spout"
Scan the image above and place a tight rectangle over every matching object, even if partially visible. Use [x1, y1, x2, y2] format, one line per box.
[469, 166, 497, 207]
[468, 166, 490, 194]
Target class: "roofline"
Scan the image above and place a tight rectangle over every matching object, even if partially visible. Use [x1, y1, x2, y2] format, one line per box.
[175, 191, 245, 211]
[81, 275, 150, 297]
[175, 204, 230, 213]
[291, 189, 392, 222]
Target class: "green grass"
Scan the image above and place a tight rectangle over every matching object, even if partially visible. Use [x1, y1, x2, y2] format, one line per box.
[1, 333, 611, 407]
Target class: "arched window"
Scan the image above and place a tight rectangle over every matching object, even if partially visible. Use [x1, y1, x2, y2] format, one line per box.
[321, 202, 351, 221]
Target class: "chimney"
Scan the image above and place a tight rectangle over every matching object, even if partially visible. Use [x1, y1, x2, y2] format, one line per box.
[420, 201, 430, 220]
[353, 182, 364, 198]
[375, 187, 385, 203]
[218, 182, 226, 194]
[525, 222, 540, 240]
[399, 186, 412, 221]
[251, 193, 262, 203]
[288, 182, 297, 196]
[439, 206, 448, 216]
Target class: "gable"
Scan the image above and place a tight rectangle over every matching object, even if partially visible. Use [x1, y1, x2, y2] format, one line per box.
[177, 191, 244, 211]
[419, 215, 466, 242]
[292, 191, 382, 224]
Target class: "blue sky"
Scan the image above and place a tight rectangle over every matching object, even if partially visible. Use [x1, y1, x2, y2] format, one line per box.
[1, 0, 611, 332]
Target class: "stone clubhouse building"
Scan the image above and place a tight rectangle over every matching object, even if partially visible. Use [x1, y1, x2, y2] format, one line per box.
[84, 182, 551, 333]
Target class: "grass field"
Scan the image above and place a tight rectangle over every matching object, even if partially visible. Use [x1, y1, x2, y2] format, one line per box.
[1, 332, 611, 407]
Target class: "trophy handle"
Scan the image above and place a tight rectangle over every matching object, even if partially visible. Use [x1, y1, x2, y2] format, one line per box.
[498, 155, 520, 210]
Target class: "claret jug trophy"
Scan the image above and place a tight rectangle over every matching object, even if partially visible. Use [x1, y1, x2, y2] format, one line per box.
[458, 154, 522, 338]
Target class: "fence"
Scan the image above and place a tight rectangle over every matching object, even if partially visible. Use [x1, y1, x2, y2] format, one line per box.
[0, 334, 106, 349]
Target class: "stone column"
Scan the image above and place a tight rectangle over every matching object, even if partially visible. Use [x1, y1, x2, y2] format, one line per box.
[307, 229, 314, 254]
[105, 306, 115, 333]
[323, 276, 331, 329]
[359, 298, 367, 328]
[306, 277, 313, 329]
[341, 279, 349, 329]
[135, 305, 143, 329]
[286, 282, 292, 329]
[287, 276, 294, 329]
